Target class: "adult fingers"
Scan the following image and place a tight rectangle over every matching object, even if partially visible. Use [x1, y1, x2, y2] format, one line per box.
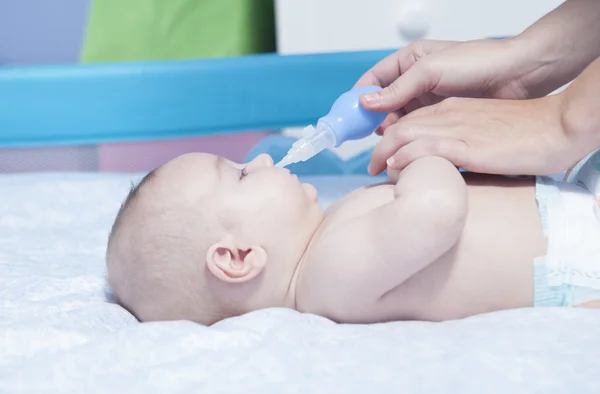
[354, 40, 451, 90]
[376, 112, 403, 135]
[368, 122, 449, 175]
[399, 97, 473, 125]
[375, 96, 448, 136]
[400, 99, 443, 120]
[386, 137, 470, 172]
[375, 97, 432, 135]
[369, 99, 469, 174]
[354, 49, 407, 89]
[360, 63, 439, 112]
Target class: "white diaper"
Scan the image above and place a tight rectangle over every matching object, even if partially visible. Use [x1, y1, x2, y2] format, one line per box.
[565, 149, 600, 220]
[545, 149, 600, 294]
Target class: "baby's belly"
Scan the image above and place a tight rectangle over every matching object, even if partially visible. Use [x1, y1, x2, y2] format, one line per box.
[377, 175, 546, 321]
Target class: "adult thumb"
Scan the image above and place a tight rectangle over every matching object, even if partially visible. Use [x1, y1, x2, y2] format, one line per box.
[360, 65, 436, 112]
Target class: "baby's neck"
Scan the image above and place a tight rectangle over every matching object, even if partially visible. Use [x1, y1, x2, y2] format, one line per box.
[282, 218, 326, 311]
[282, 254, 305, 311]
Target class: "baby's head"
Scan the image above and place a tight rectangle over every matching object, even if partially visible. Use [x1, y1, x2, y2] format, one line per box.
[106, 153, 323, 325]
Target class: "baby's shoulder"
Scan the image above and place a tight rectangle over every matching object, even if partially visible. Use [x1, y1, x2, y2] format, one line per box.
[323, 181, 396, 224]
[299, 182, 396, 280]
[307, 182, 397, 261]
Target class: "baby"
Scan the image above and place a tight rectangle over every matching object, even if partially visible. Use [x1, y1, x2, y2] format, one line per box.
[106, 150, 600, 325]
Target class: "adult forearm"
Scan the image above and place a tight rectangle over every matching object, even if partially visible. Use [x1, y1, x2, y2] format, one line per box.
[511, 0, 600, 97]
[561, 55, 600, 151]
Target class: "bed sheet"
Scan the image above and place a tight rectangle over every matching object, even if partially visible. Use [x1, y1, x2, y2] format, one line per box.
[1, 173, 599, 394]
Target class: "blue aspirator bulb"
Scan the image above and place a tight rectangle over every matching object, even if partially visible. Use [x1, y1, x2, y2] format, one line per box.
[275, 85, 388, 168]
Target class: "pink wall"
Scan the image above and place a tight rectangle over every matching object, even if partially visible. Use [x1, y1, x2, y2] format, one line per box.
[0, 133, 269, 173]
[0, 145, 97, 173]
[98, 132, 269, 172]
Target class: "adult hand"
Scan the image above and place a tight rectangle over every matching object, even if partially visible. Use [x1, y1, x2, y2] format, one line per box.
[354, 38, 544, 133]
[368, 94, 590, 176]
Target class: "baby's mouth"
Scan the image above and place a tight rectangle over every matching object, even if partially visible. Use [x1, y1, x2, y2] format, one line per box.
[279, 167, 298, 180]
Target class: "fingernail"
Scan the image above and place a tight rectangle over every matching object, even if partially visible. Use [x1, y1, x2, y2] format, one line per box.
[362, 92, 381, 106]
[387, 157, 395, 168]
[367, 163, 373, 175]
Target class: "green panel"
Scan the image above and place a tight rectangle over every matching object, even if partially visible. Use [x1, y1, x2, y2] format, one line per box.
[81, 0, 275, 63]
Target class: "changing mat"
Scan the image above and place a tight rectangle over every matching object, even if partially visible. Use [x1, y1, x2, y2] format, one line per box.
[1, 173, 600, 394]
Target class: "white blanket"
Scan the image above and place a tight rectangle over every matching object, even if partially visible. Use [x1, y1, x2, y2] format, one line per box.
[1, 173, 599, 393]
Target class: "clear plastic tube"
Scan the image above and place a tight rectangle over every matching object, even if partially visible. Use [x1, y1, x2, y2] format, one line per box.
[275, 123, 337, 168]
[274, 85, 387, 169]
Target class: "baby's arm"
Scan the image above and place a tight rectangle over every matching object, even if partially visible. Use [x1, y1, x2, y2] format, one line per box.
[328, 156, 468, 304]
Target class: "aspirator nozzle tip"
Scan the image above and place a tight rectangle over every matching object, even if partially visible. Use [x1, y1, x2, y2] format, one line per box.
[275, 154, 294, 168]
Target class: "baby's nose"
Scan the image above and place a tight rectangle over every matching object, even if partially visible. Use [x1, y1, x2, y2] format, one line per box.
[250, 154, 274, 168]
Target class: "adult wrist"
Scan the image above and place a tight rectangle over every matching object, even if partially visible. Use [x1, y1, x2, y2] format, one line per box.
[559, 88, 600, 159]
[505, 33, 566, 98]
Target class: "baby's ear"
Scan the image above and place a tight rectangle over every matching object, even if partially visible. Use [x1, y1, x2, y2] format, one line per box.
[206, 238, 267, 283]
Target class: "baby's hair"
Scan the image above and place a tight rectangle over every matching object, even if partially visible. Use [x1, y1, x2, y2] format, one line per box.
[109, 169, 157, 240]
[106, 169, 157, 310]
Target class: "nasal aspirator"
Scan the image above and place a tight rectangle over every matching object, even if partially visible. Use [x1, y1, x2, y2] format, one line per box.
[275, 85, 388, 168]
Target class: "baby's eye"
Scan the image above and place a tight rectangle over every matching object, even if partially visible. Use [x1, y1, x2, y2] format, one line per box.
[240, 168, 248, 180]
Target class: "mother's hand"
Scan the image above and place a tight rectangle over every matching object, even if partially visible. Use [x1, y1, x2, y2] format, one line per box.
[354, 38, 542, 134]
[369, 94, 586, 176]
